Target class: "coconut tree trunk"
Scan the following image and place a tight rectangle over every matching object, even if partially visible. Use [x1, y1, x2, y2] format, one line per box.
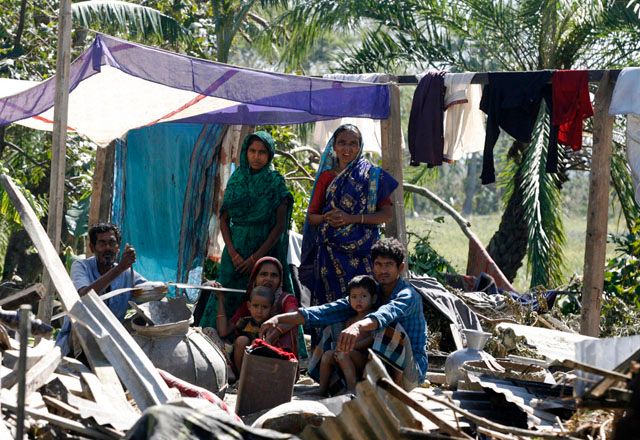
[486, 177, 528, 282]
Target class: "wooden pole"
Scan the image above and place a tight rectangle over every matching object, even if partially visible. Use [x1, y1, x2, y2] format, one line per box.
[580, 72, 614, 337]
[380, 83, 407, 248]
[39, 0, 73, 324]
[16, 305, 31, 440]
[87, 142, 116, 255]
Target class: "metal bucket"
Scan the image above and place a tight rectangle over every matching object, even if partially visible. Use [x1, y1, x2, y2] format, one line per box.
[131, 298, 228, 396]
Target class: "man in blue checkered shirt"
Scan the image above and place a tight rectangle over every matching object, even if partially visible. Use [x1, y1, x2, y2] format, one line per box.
[261, 238, 428, 390]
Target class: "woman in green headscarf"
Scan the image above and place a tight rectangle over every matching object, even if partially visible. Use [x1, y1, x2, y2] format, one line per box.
[200, 131, 293, 328]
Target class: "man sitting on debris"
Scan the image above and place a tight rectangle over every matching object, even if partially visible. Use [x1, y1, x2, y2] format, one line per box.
[56, 222, 147, 356]
[262, 238, 428, 391]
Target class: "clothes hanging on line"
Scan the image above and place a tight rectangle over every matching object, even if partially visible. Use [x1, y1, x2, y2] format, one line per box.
[408, 70, 446, 166]
[443, 72, 485, 161]
[609, 67, 640, 115]
[610, 68, 640, 206]
[479, 71, 553, 184]
[552, 70, 593, 151]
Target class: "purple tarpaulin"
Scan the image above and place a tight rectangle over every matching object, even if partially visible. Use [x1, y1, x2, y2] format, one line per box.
[0, 34, 389, 131]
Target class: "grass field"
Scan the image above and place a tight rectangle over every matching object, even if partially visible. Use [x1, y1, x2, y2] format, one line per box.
[406, 212, 628, 292]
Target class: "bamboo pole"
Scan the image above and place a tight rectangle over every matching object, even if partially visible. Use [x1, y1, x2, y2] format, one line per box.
[580, 72, 614, 337]
[39, 0, 73, 324]
[381, 83, 407, 247]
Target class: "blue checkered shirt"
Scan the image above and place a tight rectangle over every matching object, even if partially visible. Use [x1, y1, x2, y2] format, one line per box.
[299, 277, 428, 381]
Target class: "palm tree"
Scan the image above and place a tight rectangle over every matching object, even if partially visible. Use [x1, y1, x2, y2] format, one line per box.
[71, 0, 288, 63]
[271, 0, 640, 288]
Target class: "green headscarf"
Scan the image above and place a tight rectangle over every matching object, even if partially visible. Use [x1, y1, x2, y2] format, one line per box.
[221, 131, 290, 223]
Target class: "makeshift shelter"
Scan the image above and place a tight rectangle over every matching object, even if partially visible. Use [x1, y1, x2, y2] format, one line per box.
[0, 34, 402, 288]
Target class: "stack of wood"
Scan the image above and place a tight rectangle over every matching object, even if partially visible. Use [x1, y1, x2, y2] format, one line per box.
[0, 333, 142, 438]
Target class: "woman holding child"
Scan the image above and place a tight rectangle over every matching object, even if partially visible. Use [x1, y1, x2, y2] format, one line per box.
[200, 131, 292, 329]
[300, 124, 399, 306]
[229, 257, 300, 356]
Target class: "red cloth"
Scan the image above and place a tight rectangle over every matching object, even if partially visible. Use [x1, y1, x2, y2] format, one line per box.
[249, 338, 298, 362]
[552, 70, 593, 151]
[157, 369, 242, 422]
[308, 170, 391, 214]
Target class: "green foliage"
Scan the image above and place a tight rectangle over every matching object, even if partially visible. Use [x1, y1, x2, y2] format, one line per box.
[259, 125, 314, 233]
[407, 231, 457, 284]
[604, 222, 640, 309]
[65, 194, 91, 239]
[610, 139, 640, 231]
[72, 1, 192, 47]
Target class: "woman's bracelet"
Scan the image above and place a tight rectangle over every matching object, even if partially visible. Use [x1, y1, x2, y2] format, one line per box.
[360, 214, 365, 224]
[275, 326, 285, 335]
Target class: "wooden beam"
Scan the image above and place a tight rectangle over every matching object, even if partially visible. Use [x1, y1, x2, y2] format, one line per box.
[2, 397, 115, 440]
[39, 0, 74, 325]
[10, 346, 62, 399]
[0, 175, 79, 312]
[72, 325, 137, 415]
[87, 141, 116, 255]
[381, 83, 407, 248]
[15, 305, 30, 440]
[0, 283, 45, 307]
[72, 291, 171, 409]
[580, 72, 614, 337]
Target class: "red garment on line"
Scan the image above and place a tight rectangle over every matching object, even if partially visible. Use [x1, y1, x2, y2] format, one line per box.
[552, 70, 593, 151]
[308, 170, 392, 215]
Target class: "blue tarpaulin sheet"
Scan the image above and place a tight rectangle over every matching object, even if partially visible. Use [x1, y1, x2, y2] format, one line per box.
[112, 123, 224, 291]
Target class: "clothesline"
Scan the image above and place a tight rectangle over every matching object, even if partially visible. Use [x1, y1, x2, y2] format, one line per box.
[394, 69, 621, 85]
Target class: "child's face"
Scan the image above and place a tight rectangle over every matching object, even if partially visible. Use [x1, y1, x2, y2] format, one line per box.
[248, 295, 272, 323]
[349, 287, 374, 313]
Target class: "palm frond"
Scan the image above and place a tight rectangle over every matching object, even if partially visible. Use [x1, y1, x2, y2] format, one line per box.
[72, 1, 192, 46]
[520, 112, 567, 288]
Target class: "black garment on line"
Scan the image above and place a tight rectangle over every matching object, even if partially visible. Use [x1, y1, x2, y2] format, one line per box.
[408, 70, 446, 167]
[479, 71, 555, 184]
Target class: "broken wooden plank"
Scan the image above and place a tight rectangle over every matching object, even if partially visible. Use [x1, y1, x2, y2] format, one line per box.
[3, 338, 55, 371]
[71, 291, 171, 409]
[558, 359, 630, 382]
[2, 395, 115, 440]
[377, 379, 473, 440]
[55, 355, 91, 377]
[0, 175, 78, 312]
[42, 394, 82, 419]
[0, 283, 45, 307]
[586, 347, 640, 398]
[10, 346, 62, 399]
[73, 325, 136, 413]
[66, 393, 135, 431]
[81, 371, 137, 420]
[409, 379, 581, 440]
